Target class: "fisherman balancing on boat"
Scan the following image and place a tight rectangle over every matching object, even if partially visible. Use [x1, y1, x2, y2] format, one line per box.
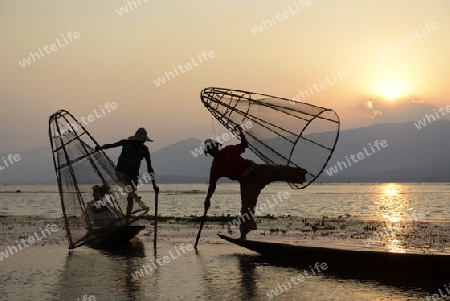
[96, 127, 159, 221]
[203, 125, 307, 239]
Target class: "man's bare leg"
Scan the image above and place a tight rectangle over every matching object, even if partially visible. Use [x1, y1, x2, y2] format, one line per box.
[126, 195, 133, 222]
[239, 218, 256, 240]
[239, 182, 259, 240]
[135, 195, 149, 210]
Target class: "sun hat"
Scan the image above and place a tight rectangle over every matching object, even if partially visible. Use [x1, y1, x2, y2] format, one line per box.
[203, 138, 221, 153]
[128, 128, 153, 142]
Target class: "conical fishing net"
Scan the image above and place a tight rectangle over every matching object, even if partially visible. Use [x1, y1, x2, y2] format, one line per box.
[49, 110, 148, 249]
[200, 87, 340, 188]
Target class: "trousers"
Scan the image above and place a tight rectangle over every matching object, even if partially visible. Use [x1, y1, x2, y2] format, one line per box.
[239, 164, 307, 235]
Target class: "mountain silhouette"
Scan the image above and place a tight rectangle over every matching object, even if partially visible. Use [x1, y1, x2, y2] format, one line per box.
[1, 120, 449, 184]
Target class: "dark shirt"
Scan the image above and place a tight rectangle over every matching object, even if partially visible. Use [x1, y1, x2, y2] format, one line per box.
[116, 140, 149, 180]
[209, 145, 252, 184]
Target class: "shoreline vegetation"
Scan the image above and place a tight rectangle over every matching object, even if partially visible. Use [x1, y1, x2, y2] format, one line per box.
[1, 178, 449, 189]
[1, 215, 450, 254]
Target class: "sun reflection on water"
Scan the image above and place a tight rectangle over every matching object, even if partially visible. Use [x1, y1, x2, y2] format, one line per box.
[373, 183, 412, 252]
[377, 183, 409, 222]
[382, 184, 399, 197]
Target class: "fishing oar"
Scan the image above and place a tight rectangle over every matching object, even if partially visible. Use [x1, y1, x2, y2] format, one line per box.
[194, 204, 210, 250]
[153, 190, 159, 252]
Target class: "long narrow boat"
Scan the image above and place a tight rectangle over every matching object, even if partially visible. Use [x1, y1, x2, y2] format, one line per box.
[218, 234, 450, 277]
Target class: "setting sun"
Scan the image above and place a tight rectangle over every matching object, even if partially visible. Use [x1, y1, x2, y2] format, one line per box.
[381, 86, 402, 99]
[370, 71, 412, 101]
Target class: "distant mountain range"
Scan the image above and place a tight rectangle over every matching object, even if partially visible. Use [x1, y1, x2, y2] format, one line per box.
[1, 120, 449, 184]
[318, 120, 450, 182]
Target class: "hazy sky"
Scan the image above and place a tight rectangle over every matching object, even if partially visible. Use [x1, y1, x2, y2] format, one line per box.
[1, 0, 449, 153]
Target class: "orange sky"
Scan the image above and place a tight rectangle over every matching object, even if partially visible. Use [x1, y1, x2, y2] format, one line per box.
[0, 0, 449, 153]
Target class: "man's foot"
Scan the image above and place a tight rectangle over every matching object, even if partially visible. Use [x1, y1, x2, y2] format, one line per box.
[238, 234, 247, 240]
[136, 197, 149, 210]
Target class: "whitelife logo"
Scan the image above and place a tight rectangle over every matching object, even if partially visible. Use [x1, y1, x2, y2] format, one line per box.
[414, 105, 450, 129]
[57, 102, 118, 136]
[250, 0, 313, 35]
[229, 192, 291, 228]
[153, 50, 215, 87]
[377, 22, 439, 58]
[290, 69, 350, 104]
[325, 140, 388, 176]
[190, 121, 253, 158]
[0, 154, 21, 171]
[0, 224, 59, 261]
[115, 0, 149, 16]
[18, 31, 81, 68]
[131, 243, 194, 280]
[266, 262, 328, 299]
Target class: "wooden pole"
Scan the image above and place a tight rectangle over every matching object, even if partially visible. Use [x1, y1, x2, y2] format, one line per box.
[194, 205, 209, 250]
[153, 191, 158, 252]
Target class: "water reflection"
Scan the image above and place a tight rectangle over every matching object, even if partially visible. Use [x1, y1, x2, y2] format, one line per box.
[377, 183, 408, 222]
[237, 255, 258, 300]
[374, 183, 413, 252]
[194, 249, 265, 300]
[57, 239, 151, 301]
[89, 238, 146, 257]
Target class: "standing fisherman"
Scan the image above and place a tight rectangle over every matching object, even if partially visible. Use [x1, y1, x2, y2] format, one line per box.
[96, 127, 159, 221]
[203, 126, 307, 239]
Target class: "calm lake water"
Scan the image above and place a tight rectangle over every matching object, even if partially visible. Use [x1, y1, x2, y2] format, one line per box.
[1, 183, 450, 221]
[1, 183, 450, 300]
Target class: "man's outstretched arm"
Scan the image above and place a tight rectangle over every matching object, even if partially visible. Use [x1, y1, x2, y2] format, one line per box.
[236, 125, 248, 148]
[144, 152, 159, 193]
[204, 182, 216, 209]
[96, 140, 124, 151]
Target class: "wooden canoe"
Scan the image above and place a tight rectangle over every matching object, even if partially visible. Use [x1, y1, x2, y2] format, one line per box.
[217, 234, 450, 277]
